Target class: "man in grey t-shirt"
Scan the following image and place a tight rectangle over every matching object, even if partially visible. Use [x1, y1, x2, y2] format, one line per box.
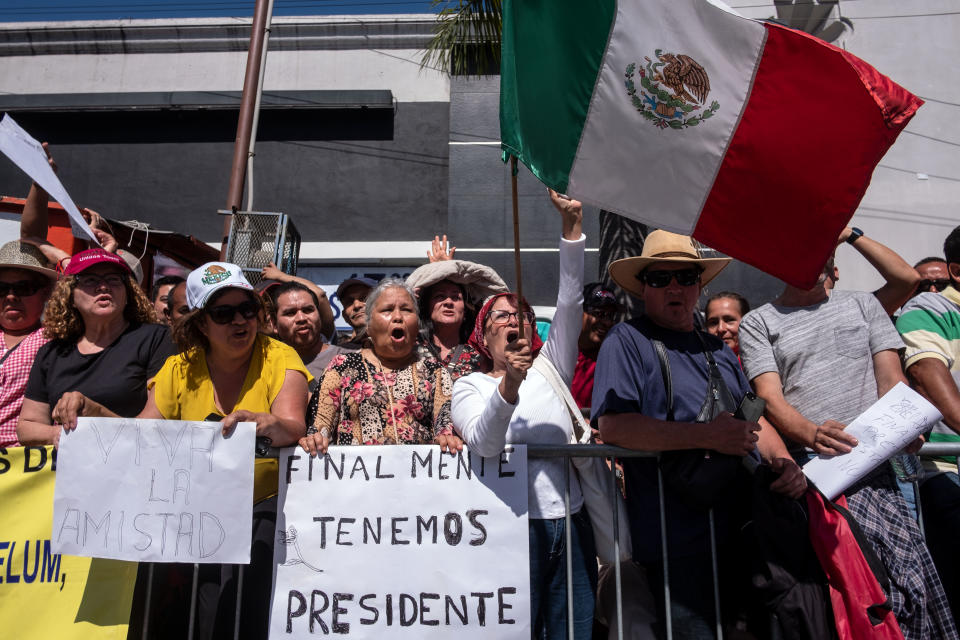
[738, 257, 957, 640]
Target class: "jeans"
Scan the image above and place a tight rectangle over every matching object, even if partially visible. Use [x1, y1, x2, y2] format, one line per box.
[528, 510, 598, 640]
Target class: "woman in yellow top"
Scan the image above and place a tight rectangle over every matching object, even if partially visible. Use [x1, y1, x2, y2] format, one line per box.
[142, 262, 309, 640]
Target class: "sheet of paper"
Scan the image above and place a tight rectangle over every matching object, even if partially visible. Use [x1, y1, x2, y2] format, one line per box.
[52, 417, 255, 564]
[802, 382, 941, 499]
[0, 114, 99, 245]
[270, 445, 531, 639]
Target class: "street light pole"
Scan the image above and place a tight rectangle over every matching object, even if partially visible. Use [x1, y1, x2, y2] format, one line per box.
[221, 0, 272, 260]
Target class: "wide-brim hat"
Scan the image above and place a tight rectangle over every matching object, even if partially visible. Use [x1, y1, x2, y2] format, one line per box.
[406, 259, 509, 306]
[608, 230, 731, 298]
[186, 261, 254, 310]
[0, 240, 58, 280]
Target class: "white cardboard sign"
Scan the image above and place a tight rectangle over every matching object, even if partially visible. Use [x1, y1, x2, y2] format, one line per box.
[802, 382, 942, 499]
[270, 445, 530, 639]
[0, 114, 99, 245]
[52, 417, 255, 564]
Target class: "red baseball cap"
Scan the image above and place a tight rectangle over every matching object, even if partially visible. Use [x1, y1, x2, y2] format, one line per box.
[64, 248, 131, 276]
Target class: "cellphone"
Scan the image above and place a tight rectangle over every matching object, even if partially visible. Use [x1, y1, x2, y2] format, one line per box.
[734, 392, 765, 423]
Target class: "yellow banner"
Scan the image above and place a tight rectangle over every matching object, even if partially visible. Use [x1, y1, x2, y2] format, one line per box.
[0, 446, 138, 640]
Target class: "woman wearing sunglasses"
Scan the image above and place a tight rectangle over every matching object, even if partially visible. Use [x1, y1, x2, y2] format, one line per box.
[142, 262, 309, 640]
[450, 190, 594, 639]
[18, 248, 173, 445]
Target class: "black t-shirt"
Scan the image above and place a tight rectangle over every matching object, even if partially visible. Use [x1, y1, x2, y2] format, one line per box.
[25, 323, 175, 417]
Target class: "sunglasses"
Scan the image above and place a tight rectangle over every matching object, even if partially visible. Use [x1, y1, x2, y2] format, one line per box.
[488, 309, 536, 325]
[0, 279, 45, 297]
[639, 268, 703, 288]
[206, 300, 260, 325]
[918, 278, 951, 292]
[585, 308, 616, 321]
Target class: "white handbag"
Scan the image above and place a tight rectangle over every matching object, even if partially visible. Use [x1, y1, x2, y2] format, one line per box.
[532, 356, 633, 563]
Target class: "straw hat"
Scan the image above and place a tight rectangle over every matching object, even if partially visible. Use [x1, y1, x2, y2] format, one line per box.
[0, 240, 58, 280]
[608, 230, 731, 298]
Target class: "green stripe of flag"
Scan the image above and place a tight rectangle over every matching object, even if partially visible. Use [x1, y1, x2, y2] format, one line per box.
[500, 0, 616, 193]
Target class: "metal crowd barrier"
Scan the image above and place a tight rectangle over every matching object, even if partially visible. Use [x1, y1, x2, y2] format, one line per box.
[134, 443, 960, 640]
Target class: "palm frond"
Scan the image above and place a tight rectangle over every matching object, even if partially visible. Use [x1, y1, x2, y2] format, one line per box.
[421, 0, 503, 77]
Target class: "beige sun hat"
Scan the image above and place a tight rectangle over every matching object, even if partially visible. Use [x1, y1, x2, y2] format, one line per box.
[608, 230, 731, 298]
[0, 240, 58, 281]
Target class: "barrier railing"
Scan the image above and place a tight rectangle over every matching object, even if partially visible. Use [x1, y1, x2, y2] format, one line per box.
[133, 443, 959, 640]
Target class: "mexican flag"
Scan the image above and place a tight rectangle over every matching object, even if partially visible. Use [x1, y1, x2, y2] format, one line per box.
[500, 0, 922, 289]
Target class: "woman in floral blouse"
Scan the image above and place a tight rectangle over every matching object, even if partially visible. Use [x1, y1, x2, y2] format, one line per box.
[299, 278, 462, 455]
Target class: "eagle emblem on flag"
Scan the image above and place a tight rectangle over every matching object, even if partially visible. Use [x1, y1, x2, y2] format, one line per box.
[625, 49, 720, 129]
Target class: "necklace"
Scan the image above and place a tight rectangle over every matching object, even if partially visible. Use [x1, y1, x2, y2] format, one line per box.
[363, 349, 419, 441]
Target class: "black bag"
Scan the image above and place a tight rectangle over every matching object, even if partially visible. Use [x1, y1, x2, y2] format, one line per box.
[653, 334, 745, 510]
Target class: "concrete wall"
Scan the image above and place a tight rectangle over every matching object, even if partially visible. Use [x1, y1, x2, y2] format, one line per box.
[737, 1, 960, 296]
[0, 16, 452, 260]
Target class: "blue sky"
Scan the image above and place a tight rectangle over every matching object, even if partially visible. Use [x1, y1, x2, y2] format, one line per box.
[0, 0, 440, 22]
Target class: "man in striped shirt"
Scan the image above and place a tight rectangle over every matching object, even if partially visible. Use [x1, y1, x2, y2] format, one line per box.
[896, 225, 960, 623]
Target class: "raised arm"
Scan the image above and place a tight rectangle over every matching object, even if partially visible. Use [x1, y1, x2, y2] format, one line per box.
[20, 143, 56, 239]
[839, 227, 920, 315]
[540, 189, 585, 382]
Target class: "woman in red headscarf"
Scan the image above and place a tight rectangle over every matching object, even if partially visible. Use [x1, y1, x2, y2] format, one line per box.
[450, 190, 596, 640]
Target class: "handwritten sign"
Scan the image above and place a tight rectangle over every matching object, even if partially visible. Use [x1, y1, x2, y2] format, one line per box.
[802, 382, 942, 499]
[270, 445, 530, 639]
[52, 417, 254, 564]
[0, 114, 99, 245]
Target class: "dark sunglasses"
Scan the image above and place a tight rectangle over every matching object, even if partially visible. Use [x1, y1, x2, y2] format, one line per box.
[0, 279, 45, 297]
[639, 268, 703, 288]
[918, 278, 951, 293]
[206, 300, 260, 324]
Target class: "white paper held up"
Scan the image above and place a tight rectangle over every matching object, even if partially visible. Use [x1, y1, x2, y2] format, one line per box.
[52, 417, 255, 564]
[0, 114, 99, 245]
[802, 382, 941, 500]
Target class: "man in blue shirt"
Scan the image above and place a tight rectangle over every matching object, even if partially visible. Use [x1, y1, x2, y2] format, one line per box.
[592, 230, 805, 638]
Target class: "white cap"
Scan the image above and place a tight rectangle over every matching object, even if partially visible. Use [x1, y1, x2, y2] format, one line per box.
[186, 262, 254, 310]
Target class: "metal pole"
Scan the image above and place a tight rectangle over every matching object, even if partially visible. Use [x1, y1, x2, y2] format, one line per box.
[708, 508, 723, 639]
[657, 461, 672, 640]
[509, 155, 525, 341]
[611, 461, 624, 640]
[564, 459, 574, 639]
[234, 565, 245, 640]
[244, 0, 276, 212]
[187, 563, 200, 640]
[221, 0, 272, 259]
[140, 563, 154, 640]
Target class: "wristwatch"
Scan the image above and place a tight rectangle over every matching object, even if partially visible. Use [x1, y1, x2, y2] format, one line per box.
[846, 227, 864, 245]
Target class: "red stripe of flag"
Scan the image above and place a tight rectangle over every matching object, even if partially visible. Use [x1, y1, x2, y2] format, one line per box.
[693, 23, 922, 289]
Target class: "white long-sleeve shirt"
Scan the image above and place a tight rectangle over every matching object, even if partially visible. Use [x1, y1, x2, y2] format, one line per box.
[452, 234, 585, 519]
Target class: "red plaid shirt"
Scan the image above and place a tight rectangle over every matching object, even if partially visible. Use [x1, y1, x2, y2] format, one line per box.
[0, 327, 49, 447]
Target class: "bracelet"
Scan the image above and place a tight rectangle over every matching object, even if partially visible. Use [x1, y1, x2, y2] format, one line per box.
[319, 427, 331, 439]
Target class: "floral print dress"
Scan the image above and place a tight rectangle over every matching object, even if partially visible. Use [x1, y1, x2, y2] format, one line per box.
[309, 351, 454, 445]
